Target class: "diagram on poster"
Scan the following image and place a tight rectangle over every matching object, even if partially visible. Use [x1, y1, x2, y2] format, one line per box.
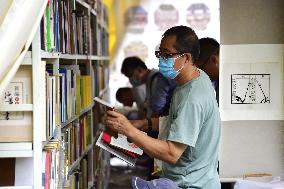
[231, 74, 270, 104]
[220, 44, 284, 120]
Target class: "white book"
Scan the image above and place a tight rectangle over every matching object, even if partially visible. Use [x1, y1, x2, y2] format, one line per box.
[110, 134, 143, 155]
[96, 132, 137, 166]
[94, 97, 114, 110]
[42, 151, 47, 189]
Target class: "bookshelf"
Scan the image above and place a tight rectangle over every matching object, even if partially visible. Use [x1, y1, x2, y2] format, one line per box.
[0, 0, 110, 188]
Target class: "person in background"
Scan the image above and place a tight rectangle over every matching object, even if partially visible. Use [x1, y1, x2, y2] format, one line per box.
[115, 87, 144, 120]
[121, 56, 176, 119]
[196, 37, 220, 104]
[116, 87, 135, 107]
[106, 25, 221, 189]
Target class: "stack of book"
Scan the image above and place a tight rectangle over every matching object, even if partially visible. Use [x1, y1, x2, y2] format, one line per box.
[96, 131, 143, 166]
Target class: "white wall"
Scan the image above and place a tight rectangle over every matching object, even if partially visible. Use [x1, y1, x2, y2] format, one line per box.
[219, 0, 284, 179]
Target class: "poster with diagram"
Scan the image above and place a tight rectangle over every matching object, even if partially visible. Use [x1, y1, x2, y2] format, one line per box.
[220, 44, 284, 120]
[231, 74, 271, 104]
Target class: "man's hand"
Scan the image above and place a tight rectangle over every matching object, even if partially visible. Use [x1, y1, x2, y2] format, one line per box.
[105, 110, 134, 136]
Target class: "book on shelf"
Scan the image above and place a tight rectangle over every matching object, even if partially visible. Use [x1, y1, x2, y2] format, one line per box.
[42, 140, 60, 189]
[80, 75, 92, 109]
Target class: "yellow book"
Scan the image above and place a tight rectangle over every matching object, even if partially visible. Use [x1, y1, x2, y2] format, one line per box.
[55, 75, 61, 126]
[75, 75, 81, 115]
[80, 75, 92, 109]
[80, 77, 85, 109]
[86, 75, 92, 107]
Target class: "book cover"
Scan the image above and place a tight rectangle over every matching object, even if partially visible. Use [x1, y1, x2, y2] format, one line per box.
[96, 131, 137, 166]
[108, 133, 143, 156]
[101, 132, 137, 158]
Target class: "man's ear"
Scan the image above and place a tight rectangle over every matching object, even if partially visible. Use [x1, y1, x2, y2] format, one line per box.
[210, 55, 219, 65]
[185, 53, 193, 64]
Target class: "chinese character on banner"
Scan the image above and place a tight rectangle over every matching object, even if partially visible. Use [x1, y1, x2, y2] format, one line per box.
[0, 82, 24, 120]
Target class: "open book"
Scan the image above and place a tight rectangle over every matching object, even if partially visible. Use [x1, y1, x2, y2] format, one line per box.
[94, 97, 114, 110]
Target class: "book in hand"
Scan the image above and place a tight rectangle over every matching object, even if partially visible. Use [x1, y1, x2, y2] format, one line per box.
[96, 131, 143, 166]
[94, 97, 117, 136]
[94, 97, 114, 110]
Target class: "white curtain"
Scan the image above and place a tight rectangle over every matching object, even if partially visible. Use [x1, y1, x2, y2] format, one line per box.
[0, 0, 47, 97]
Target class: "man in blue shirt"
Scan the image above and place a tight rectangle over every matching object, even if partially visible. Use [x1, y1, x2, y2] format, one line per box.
[106, 26, 221, 189]
[121, 56, 176, 118]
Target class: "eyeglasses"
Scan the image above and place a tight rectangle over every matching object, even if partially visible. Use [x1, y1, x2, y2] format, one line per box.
[155, 51, 185, 59]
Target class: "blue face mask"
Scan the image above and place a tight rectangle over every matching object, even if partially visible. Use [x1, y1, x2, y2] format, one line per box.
[129, 76, 143, 87]
[158, 56, 184, 79]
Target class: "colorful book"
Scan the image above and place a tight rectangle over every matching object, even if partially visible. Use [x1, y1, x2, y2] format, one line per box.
[101, 132, 138, 158]
[96, 131, 138, 166]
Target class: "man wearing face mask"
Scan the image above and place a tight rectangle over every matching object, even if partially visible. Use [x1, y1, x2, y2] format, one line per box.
[196, 37, 220, 104]
[106, 26, 221, 189]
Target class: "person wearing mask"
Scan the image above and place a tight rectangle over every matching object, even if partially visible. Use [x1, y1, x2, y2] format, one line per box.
[196, 37, 220, 104]
[105, 25, 221, 189]
[121, 56, 176, 119]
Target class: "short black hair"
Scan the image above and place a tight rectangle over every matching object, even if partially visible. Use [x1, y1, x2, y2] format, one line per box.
[116, 87, 132, 102]
[162, 25, 200, 64]
[198, 37, 220, 64]
[121, 56, 147, 77]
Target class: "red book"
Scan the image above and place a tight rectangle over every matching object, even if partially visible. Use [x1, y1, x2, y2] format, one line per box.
[101, 132, 137, 158]
[44, 151, 51, 189]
